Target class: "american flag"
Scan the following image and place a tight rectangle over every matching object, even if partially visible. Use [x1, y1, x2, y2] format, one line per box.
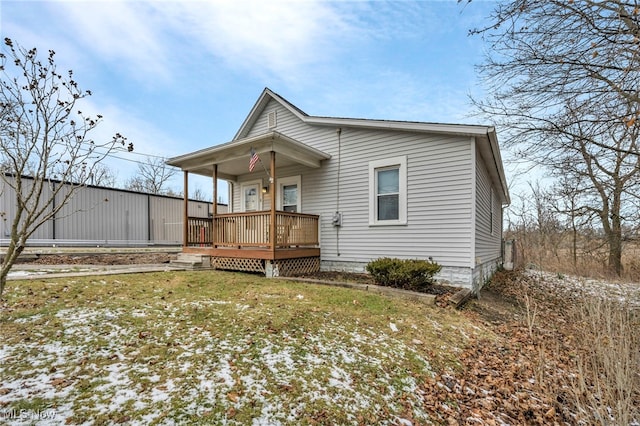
[249, 149, 259, 172]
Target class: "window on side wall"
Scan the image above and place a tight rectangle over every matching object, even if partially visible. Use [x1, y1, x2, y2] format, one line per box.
[490, 187, 495, 235]
[369, 156, 407, 226]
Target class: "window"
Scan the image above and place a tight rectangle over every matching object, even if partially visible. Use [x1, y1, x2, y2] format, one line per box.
[282, 184, 298, 212]
[377, 168, 399, 220]
[490, 187, 494, 235]
[277, 175, 301, 213]
[369, 156, 407, 225]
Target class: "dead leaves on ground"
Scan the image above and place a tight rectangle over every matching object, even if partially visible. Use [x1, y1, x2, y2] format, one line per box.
[418, 270, 587, 425]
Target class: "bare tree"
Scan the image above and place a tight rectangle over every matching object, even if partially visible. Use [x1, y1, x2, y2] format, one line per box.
[470, 0, 640, 275]
[125, 156, 177, 195]
[550, 176, 591, 269]
[553, 108, 639, 274]
[470, 0, 640, 148]
[190, 186, 210, 202]
[69, 163, 117, 187]
[0, 38, 131, 296]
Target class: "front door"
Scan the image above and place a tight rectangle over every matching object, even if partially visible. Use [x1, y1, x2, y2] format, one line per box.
[239, 181, 263, 244]
[241, 182, 261, 212]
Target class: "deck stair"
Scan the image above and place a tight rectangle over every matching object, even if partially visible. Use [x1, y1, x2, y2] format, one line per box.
[170, 253, 211, 270]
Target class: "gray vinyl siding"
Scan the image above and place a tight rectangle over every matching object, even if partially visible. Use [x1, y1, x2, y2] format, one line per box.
[474, 145, 503, 264]
[235, 99, 475, 269]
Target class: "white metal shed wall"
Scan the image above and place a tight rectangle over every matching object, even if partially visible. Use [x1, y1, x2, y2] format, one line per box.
[0, 175, 217, 246]
[55, 185, 149, 243]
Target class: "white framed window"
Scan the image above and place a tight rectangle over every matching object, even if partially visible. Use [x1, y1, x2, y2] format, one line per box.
[490, 187, 495, 235]
[369, 156, 407, 226]
[276, 175, 301, 212]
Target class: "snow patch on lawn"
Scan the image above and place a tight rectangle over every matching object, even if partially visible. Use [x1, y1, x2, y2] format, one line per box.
[1, 305, 437, 425]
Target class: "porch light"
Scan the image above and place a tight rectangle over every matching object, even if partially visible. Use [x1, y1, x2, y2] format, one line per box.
[262, 186, 269, 194]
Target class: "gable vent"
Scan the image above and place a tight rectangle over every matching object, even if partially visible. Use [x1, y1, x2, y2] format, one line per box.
[267, 111, 277, 129]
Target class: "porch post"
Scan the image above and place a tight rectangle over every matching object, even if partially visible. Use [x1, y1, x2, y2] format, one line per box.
[212, 164, 218, 248]
[183, 170, 189, 247]
[269, 151, 276, 253]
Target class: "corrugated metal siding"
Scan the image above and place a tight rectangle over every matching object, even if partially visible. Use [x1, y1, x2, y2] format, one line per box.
[1, 175, 216, 245]
[150, 197, 180, 243]
[474, 145, 503, 263]
[235, 99, 475, 269]
[0, 178, 54, 240]
[55, 185, 148, 242]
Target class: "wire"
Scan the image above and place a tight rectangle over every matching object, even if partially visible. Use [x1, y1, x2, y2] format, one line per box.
[67, 144, 183, 169]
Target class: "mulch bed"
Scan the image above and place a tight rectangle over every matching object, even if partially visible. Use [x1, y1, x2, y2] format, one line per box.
[17, 253, 176, 266]
[296, 270, 461, 297]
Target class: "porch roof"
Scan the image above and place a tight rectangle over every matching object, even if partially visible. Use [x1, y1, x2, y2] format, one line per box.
[166, 131, 331, 180]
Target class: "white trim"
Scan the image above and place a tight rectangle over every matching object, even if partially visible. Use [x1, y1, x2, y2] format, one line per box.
[470, 138, 477, 268]
[307, 116, 495, 136]
[166, 131, 331, 179]
[227, 181, 234, 212]
[368, 156, 407, 226]
[240, 180, 262, 212]
[276, 175, 301, 212]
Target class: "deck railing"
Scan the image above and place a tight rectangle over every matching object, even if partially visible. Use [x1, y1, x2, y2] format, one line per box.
[275, 211, 319, 247]
[187, 211, 319, 248]
[215, 211, 271, 247]
[187, 217, 213, 245]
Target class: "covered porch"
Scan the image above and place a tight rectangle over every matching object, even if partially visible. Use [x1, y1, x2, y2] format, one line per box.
[167, 131, 331, 276]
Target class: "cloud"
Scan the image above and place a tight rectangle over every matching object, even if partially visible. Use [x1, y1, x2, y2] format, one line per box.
[62, 95, 184, 186]
[155, 0, 356, 84]
[2, 1, 172, 84]
[49, 2, 172, 82]
[5, 0, 365, 86]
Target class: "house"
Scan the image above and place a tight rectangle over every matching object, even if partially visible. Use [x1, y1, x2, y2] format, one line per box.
[167, 88, 510, 291]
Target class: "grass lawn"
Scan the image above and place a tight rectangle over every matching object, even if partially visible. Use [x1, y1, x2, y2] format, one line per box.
[0, 271, 489, 425]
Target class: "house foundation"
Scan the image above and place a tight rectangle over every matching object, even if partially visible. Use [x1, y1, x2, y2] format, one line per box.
[320, 259, 501, 292]
[471, 256, 502, 293]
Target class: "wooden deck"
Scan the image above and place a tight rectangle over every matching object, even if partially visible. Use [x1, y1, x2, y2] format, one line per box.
[184, 211, 320, 261]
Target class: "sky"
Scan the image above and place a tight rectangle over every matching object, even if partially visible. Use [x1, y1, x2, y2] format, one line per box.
[1, 0, 506, 203]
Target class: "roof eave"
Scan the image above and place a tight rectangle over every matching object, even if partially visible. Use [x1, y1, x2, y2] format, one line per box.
[485, 129, 511, 206]
[166, 131, 331, 179]
[304, 115, 493, 137]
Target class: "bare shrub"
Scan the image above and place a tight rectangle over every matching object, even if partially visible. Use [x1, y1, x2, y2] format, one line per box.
[568, 299, 639, 425]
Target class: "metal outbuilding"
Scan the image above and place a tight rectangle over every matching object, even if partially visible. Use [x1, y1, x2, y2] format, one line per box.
[0, 175, 225, 247]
